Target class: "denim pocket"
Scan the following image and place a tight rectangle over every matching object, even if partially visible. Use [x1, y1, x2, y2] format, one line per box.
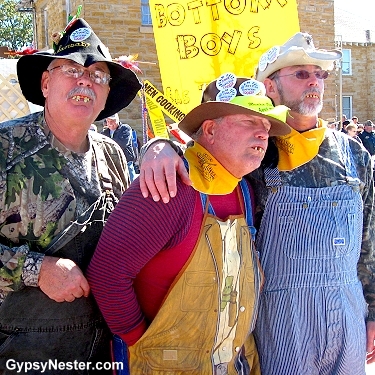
[112, 335, 129, 375]
[278, 198, 360, 260]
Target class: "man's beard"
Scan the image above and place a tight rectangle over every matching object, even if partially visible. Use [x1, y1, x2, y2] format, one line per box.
[275, 80, 323, 116]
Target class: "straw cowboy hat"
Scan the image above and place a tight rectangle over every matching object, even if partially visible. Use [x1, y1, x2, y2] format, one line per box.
[255, 32, 342, 82]
[17, 18, 141, 121]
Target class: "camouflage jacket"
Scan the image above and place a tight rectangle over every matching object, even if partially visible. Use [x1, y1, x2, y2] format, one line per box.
[0, 111, 129, 303]
[248, 129, 375, 320]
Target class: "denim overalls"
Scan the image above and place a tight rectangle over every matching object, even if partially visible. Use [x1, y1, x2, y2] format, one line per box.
[254, 135, 367, 375]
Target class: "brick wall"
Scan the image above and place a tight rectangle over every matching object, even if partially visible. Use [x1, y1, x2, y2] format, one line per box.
[344, 43, 375, 123]
[78, 0, 162, 132]
[34, 0, 371, 131]
[34, 0, 66, 49]
[297, 0, 339, 121]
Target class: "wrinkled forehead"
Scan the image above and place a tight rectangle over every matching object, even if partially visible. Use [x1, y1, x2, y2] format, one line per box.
[221, 113, 271, 126]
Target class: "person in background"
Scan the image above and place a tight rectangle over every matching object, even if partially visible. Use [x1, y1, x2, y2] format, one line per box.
[131, 128, 141, 174]
[342, 119, 351, 134]
[90, 123, 98, 132]
[346, 123, 362, 143]
[88, 76, 290, 375]
[340, 113, 348, 133]
[138, 32, 375, 375]
[352, 116, 359, 124]
[359, 120, 375, 155]
[102, 113, 138, 181]
[326, 118, 338, 130]
[0, 17, 140, 373]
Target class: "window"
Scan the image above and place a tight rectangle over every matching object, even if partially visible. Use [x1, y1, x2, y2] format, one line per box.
[341, 49, 352, 75]
[342, 96, 352, 119]
[141, 0, 152, 26]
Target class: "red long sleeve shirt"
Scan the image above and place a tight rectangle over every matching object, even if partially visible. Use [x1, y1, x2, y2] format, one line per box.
[87, 178, 252, 346]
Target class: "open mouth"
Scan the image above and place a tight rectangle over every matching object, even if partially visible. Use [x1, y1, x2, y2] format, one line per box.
[253, 146, 265, 154]
[72, 95, 91, 103]
[306, 93, 319, 99]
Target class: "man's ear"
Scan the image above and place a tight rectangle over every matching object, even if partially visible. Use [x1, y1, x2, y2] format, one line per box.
[41, 71, 50, 99]
[263, 77, 278, 101]
[201, 119, 216, 144]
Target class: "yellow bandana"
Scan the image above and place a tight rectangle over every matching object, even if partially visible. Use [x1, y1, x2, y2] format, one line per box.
[184, 142, 240, 195]
[276, 119, 326, 171]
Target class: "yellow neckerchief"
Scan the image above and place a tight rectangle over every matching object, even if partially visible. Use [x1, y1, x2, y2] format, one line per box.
[184, 142, 240, 195]
[276, 119, 326, 171]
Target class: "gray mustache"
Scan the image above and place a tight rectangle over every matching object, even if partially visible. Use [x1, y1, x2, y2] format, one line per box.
[304, 88, 321, 96]
[67, 87, 96, 101]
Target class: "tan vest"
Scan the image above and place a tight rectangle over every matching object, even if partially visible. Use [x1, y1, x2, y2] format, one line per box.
[129, 195, 263, 375]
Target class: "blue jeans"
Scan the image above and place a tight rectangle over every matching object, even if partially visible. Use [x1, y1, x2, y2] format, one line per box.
[127, 162, 138, 182]
[112, 335, 130, 375]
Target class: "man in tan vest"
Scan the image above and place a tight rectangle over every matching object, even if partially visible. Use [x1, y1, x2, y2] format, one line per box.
[88, 75, 290, 374]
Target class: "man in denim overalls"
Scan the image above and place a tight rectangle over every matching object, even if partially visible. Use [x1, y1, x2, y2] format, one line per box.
[138, 33, 375, 375]
[248, 32, 375, 375]
[0, 17, 141, 374]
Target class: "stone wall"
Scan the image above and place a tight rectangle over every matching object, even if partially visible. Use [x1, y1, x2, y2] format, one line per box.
[342, 43, 375, 123]
[32, 0, 373, 131]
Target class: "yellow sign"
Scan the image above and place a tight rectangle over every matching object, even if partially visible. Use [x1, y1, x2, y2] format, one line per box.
[144, 94, 169, 138]
[143, 80, 186, 122]
[150, 0, 300, 113]
[143, 80, 188, 138]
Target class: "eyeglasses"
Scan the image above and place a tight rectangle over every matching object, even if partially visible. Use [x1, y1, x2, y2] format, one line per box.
[48, 65, 112, 85]
[276, 70, 329, 80]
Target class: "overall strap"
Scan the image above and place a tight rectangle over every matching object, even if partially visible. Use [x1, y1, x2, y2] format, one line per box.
[263, 167, 282, 192]
[184, 157, 256, 239]
[239, 179, 257, 240]
[183, 156, 215, 216]
[199, 179, 256, 241]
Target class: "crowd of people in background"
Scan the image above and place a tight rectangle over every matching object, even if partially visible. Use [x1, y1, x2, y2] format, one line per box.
[328, 115, 375, 157]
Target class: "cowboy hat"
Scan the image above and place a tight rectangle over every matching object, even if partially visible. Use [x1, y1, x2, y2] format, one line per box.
[255, 32, 342, 82]
[17, 18, 141, 121]
[179, 73, 290, 137]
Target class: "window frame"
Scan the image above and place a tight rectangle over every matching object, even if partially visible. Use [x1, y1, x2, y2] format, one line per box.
[342, 96, 353, 119]
[341, 49, 352, 76]
[141, 0, 152, 26]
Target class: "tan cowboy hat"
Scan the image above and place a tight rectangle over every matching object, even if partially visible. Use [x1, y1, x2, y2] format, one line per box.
[179, 74, 290, 137]
[255, 32, 342, 82]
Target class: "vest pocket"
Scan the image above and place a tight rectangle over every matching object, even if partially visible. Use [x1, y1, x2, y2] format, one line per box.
[142, 347, 200, 371]
[181, 271, 216, 311]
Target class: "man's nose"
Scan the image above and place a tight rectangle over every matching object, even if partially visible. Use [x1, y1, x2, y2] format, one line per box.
[77, 71, 93, 86]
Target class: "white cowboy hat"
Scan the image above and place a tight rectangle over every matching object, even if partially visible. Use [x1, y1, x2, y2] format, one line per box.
[255, 32, 342, 82]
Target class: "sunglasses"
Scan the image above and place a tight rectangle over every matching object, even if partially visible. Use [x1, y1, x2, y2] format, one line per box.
[276, 70, 329, 80]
